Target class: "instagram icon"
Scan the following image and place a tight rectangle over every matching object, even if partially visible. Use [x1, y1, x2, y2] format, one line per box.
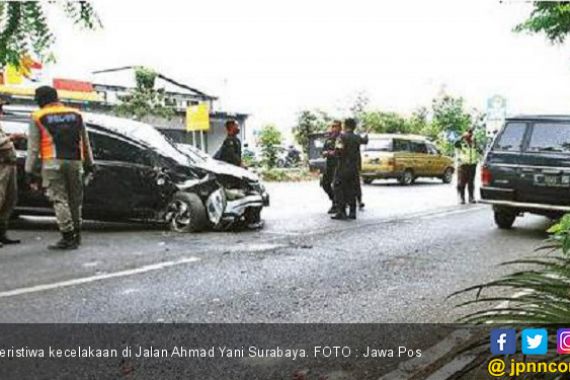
[557, 329, 570, 354]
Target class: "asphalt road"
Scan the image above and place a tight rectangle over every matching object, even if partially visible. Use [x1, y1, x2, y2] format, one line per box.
[0, 178, 552, 323]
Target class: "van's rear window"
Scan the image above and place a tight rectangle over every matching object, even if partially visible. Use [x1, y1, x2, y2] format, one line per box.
[495, 122, 526, 152]
[365, 138, 392, 152]
[528, 123, 570, 153]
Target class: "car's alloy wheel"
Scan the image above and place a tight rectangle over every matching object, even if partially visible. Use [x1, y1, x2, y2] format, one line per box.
[442, 168, 453, 184]
[168, 200, 192, 231]
[165, 192, 207, 233]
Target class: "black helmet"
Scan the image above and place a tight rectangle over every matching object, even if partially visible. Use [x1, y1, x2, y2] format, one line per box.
[34, 86, 59, 108]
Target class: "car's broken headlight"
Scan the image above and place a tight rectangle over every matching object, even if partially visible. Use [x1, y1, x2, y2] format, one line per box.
[206, 188, 226, 225]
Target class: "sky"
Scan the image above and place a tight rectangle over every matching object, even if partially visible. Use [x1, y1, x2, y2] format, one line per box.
[42, 0, 570, 137]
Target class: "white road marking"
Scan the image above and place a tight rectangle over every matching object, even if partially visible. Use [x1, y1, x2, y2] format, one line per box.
[0, 256, 201, 299]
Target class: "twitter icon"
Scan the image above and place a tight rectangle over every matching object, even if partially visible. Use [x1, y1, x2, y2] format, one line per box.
[522, 328, 548, 355]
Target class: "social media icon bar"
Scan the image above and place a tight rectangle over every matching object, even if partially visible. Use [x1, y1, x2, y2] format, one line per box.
[490, 329, 516, 355]
[522, 328, 548, 355]
[557, 329, 570, 354]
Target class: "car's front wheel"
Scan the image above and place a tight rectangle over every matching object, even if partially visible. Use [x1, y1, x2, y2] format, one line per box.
[363, 178, 374, 185]
[166, 192, 207, 233]
[494, 208, 516, 229]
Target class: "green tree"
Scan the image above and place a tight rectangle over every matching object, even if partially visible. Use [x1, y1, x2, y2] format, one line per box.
[360, 111, 410, 134]
[0, 1, 101, 67]
[515, 2, 570, 43]
[293, 109, 331, 155]
[258, 124, 283, 169]
[114, 66, 175, 120]
[431, 94, 472, 135]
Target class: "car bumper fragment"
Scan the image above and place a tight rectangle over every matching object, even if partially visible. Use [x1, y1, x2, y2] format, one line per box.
[480, 199, 570, 212]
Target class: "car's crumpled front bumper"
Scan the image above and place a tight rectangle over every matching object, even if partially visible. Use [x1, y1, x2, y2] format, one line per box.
[224, 194, 265, 218]
[206, 186, 269, 228]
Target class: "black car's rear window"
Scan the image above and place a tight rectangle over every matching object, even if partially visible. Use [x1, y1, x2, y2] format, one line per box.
[528, 123, 570, 153]
[495, 122, 526, 152]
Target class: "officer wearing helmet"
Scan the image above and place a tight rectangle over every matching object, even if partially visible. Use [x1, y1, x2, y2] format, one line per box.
[25, 86, 94, 250]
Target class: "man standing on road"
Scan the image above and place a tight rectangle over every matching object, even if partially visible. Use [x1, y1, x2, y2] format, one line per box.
[355, 132, 368, 210]
[331, 118, 361, 220]
[455, 128, 482, 204]
[25, 86, 94, 250]
[215, 119, 242, 167]
[0, 97, 26, 246]
[321, 120, 342, 214]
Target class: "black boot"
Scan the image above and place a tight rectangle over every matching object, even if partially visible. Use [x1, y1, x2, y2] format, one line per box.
[48, 231, 79, 250]
[0, 229, 20, 244]
[348, 205, 357, 220]
[331, 206, 348, 220]
[327, 203, 337, 214]
[74, 230, 82, 245]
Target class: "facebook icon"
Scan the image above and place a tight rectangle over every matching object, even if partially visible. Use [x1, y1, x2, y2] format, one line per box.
[490, 329, 516, 355]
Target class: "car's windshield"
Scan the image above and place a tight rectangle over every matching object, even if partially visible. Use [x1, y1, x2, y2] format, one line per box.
[86, 114, 190, 165]
[176, 143, 209, 163]
[365, 138, 392, 152]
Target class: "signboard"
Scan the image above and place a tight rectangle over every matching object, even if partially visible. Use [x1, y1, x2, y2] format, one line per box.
[186, 104, 210, 132]
[486, 95, 507, 136]
[53, 78, 94, 93]
[0, 85, 103, 102]
[2, 56, 43, 85]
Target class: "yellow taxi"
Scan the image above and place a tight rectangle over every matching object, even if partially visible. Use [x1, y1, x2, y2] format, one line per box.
[361, 134, 454, 185]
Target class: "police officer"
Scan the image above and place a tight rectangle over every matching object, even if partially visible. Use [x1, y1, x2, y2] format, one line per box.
[355, 133, 368, 210]
[215, 120, 242, 166]
[331, 118, 361, 220]
[321, 120, 341, 214]
[25, 86, 94, 250]
[0, 97, 25, 246]
[454, 128, 482, 204]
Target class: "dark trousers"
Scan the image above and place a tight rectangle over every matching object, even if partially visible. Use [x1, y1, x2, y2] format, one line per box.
[321, 168, 335, 202]
[457, 164, 477, 200]
[334, 175, 358, 214]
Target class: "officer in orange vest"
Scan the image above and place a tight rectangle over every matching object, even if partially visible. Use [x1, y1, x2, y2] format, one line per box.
[25, 86, 94, 250]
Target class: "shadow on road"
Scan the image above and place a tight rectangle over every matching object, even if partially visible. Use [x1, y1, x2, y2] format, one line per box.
[365, 180, 450, 187]
[10, 216, 165, 233]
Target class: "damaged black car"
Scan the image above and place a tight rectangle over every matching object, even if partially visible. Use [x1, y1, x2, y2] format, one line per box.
[2, 109, 270, 232]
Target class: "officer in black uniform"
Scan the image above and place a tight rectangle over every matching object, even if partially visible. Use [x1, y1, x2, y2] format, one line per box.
[355, 133, 368, 210]
[216, 120, 242, 166]
[331, 118, 361, 220]
[321, 120, 342, 214]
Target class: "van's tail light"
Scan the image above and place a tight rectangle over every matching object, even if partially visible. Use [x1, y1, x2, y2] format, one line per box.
[482, 166, 492, 187]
